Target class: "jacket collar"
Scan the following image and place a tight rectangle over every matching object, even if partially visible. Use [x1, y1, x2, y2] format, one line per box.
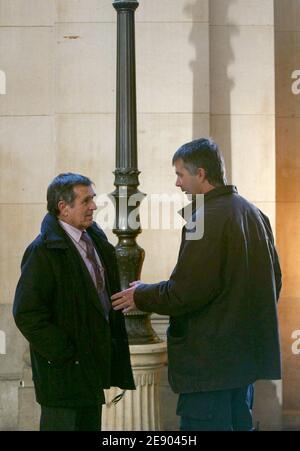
[41, 213, 98, 249]
[203, 185, 237, 202]
[179, 185, 238, 220]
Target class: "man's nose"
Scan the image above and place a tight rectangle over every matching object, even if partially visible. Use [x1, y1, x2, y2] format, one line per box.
[90, 200, 97, 210]
[175, 178, 181, 187]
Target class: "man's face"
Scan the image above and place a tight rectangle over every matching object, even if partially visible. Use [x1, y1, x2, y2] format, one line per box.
[174, 159, 203, 195]
[59, 184, 97, 230]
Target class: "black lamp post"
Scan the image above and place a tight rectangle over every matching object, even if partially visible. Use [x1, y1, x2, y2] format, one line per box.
[112, 0, 159, 345]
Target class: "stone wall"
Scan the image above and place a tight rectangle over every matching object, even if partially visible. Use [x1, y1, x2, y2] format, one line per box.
[0, 0, 281, 430]
[275, 0, 300, 431]
[210, 0, 281, 430]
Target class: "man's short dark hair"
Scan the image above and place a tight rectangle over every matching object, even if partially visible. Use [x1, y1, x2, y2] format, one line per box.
[172, 138, 227, 186]
[47, 173, 93, 217]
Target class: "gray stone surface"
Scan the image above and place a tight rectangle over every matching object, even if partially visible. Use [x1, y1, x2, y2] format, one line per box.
[0, 304, 29, 430]
[18, 381, 40, 431]
[0, 380, 19, 431]
[253, 380, 282, 431]
[0, 304, 27, 377]
[0, 380, 20, 431]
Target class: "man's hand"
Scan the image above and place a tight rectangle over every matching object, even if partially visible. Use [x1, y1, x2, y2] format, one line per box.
[111, 281, 141, 313]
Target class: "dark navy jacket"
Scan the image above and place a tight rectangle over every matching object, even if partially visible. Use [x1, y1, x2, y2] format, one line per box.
[134, 186, 282, 393]
[13, 213, 135, 407]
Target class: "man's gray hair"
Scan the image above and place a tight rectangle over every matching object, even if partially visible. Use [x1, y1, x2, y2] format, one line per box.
[47, 173, 93, 217]
[172, 138, 227, 186]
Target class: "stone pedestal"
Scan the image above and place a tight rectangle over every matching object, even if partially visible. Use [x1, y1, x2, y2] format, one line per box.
[102, 341, 167, 431]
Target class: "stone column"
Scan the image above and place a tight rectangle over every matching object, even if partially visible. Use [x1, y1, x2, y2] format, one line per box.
[102, 342, 167, 430]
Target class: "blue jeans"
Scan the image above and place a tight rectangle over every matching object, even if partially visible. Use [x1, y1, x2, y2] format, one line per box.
[177, 385, 254, 431]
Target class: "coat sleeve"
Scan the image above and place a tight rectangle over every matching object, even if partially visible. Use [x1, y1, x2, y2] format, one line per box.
[134, 224, 223, 317]
[259, 211, 282, 301]
[13, 244, 76, 364]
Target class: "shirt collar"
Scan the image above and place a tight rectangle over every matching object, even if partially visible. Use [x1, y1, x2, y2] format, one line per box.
[59, 220, 85, 243]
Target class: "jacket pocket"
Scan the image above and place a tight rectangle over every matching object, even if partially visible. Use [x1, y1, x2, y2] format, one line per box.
[167, 326, 187, 344]
[47, 360, 84, 400]
[167, 327, 189, 378]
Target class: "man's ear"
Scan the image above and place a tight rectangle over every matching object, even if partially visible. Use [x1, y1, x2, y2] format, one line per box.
[58, 200, 68, 217]
[197, 167, 206, 181]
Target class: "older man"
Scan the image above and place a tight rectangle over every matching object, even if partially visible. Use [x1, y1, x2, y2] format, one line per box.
[13, 173, 135, 431]
[112, 138, 282, 431]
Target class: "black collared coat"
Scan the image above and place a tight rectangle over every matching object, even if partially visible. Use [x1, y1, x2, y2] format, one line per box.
[13, 213, 135, 408]
[134, 186, 282, 393]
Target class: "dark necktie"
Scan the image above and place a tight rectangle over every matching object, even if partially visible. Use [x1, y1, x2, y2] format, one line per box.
[80, 231, 111, 319]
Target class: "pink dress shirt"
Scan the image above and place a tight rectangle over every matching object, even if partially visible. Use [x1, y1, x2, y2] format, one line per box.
[59, 220, 105, 290]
